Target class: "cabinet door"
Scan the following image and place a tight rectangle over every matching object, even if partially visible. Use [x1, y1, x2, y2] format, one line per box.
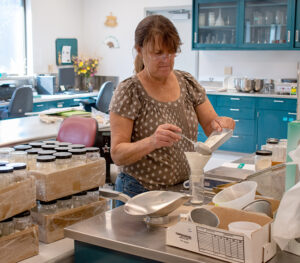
[193, 0, 239, 49]
[241, 0, 295, 49]
[295, 0, 300, 47]
[257, 109, 297, 148]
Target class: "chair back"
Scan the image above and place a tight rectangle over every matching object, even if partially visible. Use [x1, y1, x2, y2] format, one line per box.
[96, 81, 114, 114]
[8, 86, 33, 118]
[57, 116, 98, 147]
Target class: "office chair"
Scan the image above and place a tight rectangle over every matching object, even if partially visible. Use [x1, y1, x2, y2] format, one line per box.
[0, 86, 33, 119]
[57, 116, 99, 147]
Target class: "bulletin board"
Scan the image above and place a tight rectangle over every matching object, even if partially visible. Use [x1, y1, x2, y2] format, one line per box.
[55, 38, 78, 65]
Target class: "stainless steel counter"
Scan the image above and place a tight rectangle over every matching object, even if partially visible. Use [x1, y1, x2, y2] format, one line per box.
[65, 206, 300, 263]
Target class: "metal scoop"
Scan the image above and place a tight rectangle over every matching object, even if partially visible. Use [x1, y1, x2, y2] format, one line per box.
[179, 134, 212, 155]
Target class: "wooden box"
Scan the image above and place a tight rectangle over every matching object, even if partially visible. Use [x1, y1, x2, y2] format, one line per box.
[30, 159, 106, 201]
[31, 197, 107, 243]
[0, 225, 39, 263]
[0, 177, 36, 221]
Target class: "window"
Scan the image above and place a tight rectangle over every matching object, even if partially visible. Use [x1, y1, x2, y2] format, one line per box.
[0, 0, 26, 75]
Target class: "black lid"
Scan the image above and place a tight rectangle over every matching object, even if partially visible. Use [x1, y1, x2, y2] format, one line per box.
[14, 144, 32, 151]
[53, 152, 72, 159]
[54, 147, 71, 152]
[39, 200, 57, 205]
[2, 217, 13, 222]
[38, 150, 56, 156]
[68, 148, 87, 155]
[256, 150, 272, 156]
[0, 161, 9, 166]
[73, 191, 87, 196]
[29, 142, 44, 148]
[87, 187, 99, 192]
[267, 138, 279, 144]
[14, 210, 31, 218]
[8, 162, 27, 170]
[0, 166, 13, 173]
[36, 155, 56, 162]
[85, 147, 100, 153]
[70, 144, 85, 149]
[57, 142, 72, 147]
[26, 148, 41, 155]
[42, 140, 59, 145]
[42, 144, 57, 150]
[58, 195, 72, 200]
[281, 78, 297, 83]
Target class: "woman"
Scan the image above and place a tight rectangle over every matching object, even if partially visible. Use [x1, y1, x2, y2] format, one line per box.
[109, 15, 235, 203]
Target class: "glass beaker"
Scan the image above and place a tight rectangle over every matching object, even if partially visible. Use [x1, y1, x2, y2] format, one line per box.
[190, 170, 204, 204]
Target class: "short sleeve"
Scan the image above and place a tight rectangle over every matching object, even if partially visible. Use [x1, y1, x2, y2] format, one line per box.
[109, 77, 142, 120]
[179, 71, 206, 107]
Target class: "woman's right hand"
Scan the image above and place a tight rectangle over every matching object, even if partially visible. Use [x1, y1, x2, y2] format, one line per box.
[150, 123, 182, 149]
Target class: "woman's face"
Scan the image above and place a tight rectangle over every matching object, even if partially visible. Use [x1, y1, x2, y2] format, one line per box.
[141, 39, 176, 80]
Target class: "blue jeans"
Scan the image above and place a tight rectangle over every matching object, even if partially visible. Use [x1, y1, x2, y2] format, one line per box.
[114, 172, 148, 207]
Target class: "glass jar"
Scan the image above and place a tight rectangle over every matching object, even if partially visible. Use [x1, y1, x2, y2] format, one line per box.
[26, 148, 40, 170]
[13, 210, 32, 231]
[255, 150, 272, 171]
[10, 150, 27, 163]
[0, 147, 15, 162]
[57, 195, 73, 211]
[266, 138, 280, 165]
[8, 163, 27, 182]
[54, 147, 71, 153]
[38, 150, 56, 156]
[29, 141, 44, 148]
[38, 200, 57, 214]
[189, 169, 204, 204]
[36, 155, 56, 172]
[57, 142, 72, 147]
[0, 217, 14, 236]
[72, 191, 88, 208]
[69, 149, 87, 165]
[42, 140, 59, 145]
[87, 187, 99, 203]
[70, 144, 85, 149]
[14, 144, 32, 151]
[41, 144, 57, 151]
[0, 161, 9, 166]
[86, 147, 101, 162]
[53, 152, 72, 170]
[0, 166, 14, 188]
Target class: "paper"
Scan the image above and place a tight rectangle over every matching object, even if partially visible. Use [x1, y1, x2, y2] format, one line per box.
[222, 162, 255, 171]
[62, 46, 71, 63]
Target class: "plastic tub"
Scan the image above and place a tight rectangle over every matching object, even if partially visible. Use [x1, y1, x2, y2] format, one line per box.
[212, 181, 257, 209]
[228, 221, 261, 238]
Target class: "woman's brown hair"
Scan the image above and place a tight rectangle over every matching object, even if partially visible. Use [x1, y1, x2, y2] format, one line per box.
[134, 15, 182, 73]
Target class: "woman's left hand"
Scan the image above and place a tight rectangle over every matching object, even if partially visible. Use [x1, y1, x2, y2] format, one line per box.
[211, 116, 235, 132]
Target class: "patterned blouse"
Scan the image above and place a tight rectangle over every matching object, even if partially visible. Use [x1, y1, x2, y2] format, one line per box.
[109, 70, 206, 190]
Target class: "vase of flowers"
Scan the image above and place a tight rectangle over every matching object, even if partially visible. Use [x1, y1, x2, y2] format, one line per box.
[73, 57, 99, 92]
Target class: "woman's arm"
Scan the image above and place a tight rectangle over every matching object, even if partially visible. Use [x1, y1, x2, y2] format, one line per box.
[195, 99, 235, 136]
[110, 112, 182, 166]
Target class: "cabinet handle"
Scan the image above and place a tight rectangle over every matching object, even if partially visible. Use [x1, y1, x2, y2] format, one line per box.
[232, 135, 239, 138]
[194, 32, 197, 43]
[288, 112, 297, 115]
[233, 120, 239, 122]
[230, 108, 240, 111]
[230, 98, 240, 101]
[57, 103, 64, 108]
[288, 30, 291, 43]
[296, 30, 299, 42]
[36, 104, 43, 107]
[273, 100, 284, 103]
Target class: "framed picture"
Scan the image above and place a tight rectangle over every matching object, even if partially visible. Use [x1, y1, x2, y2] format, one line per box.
[55, 38, 78, 65]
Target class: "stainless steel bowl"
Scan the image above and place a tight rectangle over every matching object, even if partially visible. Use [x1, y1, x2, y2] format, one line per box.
[254, 79, 264, 92]
[190, 208, 220, 227]
[242, 199, 273, 218]
[240, 78, 254, 92]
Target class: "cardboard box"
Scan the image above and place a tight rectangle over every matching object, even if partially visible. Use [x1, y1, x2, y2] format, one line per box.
[166, 206, 276, 263]
[30, 159, 106, 201]
[0, 176, 36, 222]
[0, 225, 39, 263]
[31, 197, 107, 243]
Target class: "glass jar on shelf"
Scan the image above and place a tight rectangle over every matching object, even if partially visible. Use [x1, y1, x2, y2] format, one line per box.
[0, 147, 15, 162]
[255, 150, 272, 171]
[86, 147, 101, 162]
[29, 141, 44, 148]
[54, 146, 71, 153]
[57, 195, 73, 211]
[13, 144, 32, 151]
[13, 210, 32, 231]
[68, 149, 87, 165]
[10, 150, 27, 163]
[87, 187, 99, 203]
[26, 148, 40, 170]
[42, 140, 59, 145]
[0, 166, 14, 188]
[70, 144, 85, 149]
[38, 200, 57, 214]
[38, 150, 56, 156]
[53, 152, 72, 170]
[8, 163, 27, 182]
[0, 217, 14, 236]
[41, 144, 57, 151]
[57, 142, 72, 147]
[72, 191, 88, 208]
[36, 155, 56, 172]
[0, 161, 9, 166]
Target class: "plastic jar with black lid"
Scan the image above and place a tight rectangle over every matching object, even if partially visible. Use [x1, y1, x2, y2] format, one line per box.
[255, 150, 272, 171]
[42, 140, 59, 145]
[10, 150, 27, 163]
[14, 144, 32, 151]
[53, 152, 72, 170]
[57, 195, 73, 211]
[0, 217, 14, 236]
[57, 142, 72, 147]
[38, 200, 57, 214]
[26, 148, 40, 170]
[13, 210, 32, 231]
[70, 144, 85, 149]
[0, 147, 14, 162]
[8, 163, 27, 182]
[87, 187, 99, 203]
[86, 147, 101, 162]
[0, 166, 13, 189]
[72, 191, 88, 207]
[38, 150, 56, 156]
[54, 147, 71, 153]
[68, 148, 87, 165]
[41, 144, 57, 151]
[0, 161, 9, 166]
[36, 155, 56, 172]
[29, 142, 44, 148]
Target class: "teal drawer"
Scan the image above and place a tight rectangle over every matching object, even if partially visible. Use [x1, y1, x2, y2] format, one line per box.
[257, 98, 296, 111]
[217, 96, 255, 108]
[217, 106, 255, 120]
[233, 119, 255, 136]
[220, 135, 256, 153]
[207, 95, 217, 108]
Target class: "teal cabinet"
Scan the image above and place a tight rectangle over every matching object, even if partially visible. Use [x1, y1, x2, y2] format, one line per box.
[193, 0, 298, 50]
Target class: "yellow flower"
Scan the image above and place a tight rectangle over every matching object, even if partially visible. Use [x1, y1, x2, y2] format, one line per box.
[79, 61, 83, 67]
[87, 67, 90, 70]
[92, 64, 95, 67]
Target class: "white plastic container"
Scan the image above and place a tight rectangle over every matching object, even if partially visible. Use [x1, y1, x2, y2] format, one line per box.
[212, 181, 257, 209]
[228, 221, 261, 238]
